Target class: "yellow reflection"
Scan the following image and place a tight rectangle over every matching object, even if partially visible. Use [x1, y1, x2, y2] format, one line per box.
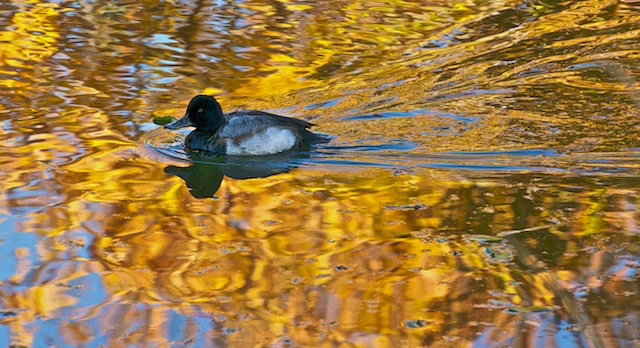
[0, 2, 59, 63]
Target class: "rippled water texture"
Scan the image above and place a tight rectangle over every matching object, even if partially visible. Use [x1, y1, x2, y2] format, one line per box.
[1, 0, 640, 347]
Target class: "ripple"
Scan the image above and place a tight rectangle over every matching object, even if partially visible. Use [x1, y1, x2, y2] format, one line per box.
[141, 126, 640, 176]
[141, 127, 191, 162]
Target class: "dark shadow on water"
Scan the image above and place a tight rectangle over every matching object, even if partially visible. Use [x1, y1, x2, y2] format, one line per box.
[164, 152, 303, 198]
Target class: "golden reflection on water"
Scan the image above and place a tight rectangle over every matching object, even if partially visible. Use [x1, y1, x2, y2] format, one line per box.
[1, 0, 640, 346]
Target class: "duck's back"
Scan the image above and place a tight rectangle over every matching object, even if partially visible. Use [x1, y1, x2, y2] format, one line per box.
[224, 111, 314, 130]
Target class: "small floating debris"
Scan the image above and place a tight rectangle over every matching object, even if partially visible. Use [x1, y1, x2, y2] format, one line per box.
[468, 234, 503, 243]
[153, 116, 177, 126]
[404, 319, 428, 328]
[474, 299, 515, 310]
[483, 246, 514, 262]
[497, 224, 553, 237]
[384, 198, 429, 211]
[505, 306, 551, 314]
[384, 203, 429, 211]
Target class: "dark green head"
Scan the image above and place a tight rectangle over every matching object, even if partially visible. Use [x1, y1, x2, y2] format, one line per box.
[165, 95, 225, 132]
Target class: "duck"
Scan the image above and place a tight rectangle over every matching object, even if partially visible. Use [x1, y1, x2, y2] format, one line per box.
[165, 95, 328, 156]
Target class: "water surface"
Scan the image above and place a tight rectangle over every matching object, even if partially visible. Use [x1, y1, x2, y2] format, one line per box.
[1, 0, 640, 347]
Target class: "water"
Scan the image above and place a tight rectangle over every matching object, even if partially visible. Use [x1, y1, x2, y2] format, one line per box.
[1, 0, 640, 347]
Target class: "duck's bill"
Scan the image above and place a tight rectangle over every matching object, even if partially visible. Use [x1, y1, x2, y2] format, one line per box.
[165, 114, 193, 130]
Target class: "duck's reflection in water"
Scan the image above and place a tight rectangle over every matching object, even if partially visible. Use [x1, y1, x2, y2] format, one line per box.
[164, 152, 303, 198]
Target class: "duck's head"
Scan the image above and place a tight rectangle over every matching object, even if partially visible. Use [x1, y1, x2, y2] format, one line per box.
[165, 95, 225, 132]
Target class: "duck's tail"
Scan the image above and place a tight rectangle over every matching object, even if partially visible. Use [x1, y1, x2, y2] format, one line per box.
[303, 130, 331, 145]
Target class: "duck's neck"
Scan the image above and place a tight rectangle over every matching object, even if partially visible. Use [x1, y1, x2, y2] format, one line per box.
[201, 118, 224, 132]
[200, 106, 225, 132]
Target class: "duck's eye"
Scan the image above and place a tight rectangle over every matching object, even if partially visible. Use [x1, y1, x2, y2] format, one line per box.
[198, 108, 203, 113]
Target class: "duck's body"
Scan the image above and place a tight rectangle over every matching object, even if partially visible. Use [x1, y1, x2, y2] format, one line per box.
[165, 95, 327, 156]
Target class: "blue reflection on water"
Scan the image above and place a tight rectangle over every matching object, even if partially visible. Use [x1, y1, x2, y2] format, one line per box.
[341, 109, 481, 123]
[0, 214, 40, 283]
